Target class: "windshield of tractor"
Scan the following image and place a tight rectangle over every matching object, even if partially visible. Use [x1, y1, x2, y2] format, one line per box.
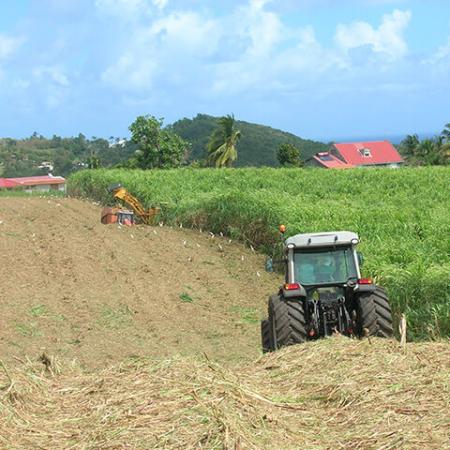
[293, 247, 357, 285]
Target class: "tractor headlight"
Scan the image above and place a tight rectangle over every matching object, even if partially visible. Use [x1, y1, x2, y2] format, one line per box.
[351, 238, 359, 245]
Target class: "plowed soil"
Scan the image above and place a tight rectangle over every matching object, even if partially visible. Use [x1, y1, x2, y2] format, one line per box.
[0, 197, 280, 369]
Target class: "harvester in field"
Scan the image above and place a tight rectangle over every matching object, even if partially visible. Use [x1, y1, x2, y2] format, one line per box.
[262, 228, 393, 352]
[101, 183, 160, 226]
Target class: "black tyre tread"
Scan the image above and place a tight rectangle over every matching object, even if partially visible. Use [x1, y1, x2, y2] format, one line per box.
[273, 298, 290, 344]
[261, 320, 272, 353]
[286, 301, 307, 344]
[269, 294, 307, 349]
[373, 288, 393, 336]
[357, 287, 393, 338]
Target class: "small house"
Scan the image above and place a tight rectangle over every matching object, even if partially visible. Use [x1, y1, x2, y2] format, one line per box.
[0, 175, 66, 192]
[308, 141, 404, 169]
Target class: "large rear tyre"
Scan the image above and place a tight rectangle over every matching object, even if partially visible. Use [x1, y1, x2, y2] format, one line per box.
[261, 319, 272, 353]
[356, 287, 393, 338]
[268, 294, 307, 350]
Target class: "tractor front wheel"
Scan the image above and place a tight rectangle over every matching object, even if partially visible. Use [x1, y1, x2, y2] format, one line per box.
[268, 294, 307, 350]
[356, 287, 393, 338]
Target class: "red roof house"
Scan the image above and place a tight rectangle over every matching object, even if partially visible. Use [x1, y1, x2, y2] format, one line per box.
[309, 141, 404, 169]
[0, 175, 66, 191]
[0, 178, 19, 188]
[311, 152, 352, 169]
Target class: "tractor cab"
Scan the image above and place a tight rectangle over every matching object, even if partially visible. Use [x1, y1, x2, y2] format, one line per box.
[286, 231, 361, 286]
[261, 230, 393, 352]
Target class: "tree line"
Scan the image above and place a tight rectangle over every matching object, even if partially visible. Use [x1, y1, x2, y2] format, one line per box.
[398, 124, 449, 166]
[0, 133, 137, 177]
[127, 114, 304, 169]
[0, 118, 447, 178]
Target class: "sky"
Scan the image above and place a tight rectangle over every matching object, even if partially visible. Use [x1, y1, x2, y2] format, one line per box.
[0, 0, 449, 141]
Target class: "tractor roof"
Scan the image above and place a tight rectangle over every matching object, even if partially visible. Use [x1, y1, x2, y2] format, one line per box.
[285, 231, 359, 249]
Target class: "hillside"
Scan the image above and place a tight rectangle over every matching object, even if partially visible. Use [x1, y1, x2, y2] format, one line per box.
[170, 113, 328, 166]
[0, 196, 279, 369]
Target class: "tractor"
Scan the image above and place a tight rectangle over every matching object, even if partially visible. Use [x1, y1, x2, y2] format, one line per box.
[100, 183, 160, 226]
[262, 229, 393, 352]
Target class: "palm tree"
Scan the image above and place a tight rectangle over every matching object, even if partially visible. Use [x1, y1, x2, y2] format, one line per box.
[207, 115, 241, 168]
[399, 134, 419, 165]
[441, 123, 450, 142]
[400, 134, 420, 156]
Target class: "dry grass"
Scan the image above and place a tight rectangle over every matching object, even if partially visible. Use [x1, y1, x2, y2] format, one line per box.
[1, 337, 449, 449]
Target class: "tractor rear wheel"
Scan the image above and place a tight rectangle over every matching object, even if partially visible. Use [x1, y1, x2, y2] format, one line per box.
[261, 319, 272, 353]
[356, 287, 393, 338]
[268, 294, 307, 350]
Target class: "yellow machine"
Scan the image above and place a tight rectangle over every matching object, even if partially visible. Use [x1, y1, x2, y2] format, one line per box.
[102, 183, 160, 225]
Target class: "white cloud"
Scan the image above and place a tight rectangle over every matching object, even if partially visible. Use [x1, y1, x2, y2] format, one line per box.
[425, 36, 450, 65]
[237, 0, 283, 57]
[211, 0, 284, 93]
[102, 52, 158, 89]
[98, 1, 416, 98]
[277, 27, 347, 76]
[0, 34, 24, 60]
[0, 34, 24, 84]
[95, 0, 167, 19]
[102, 10, 219, 90]
[153, 0, 168, 9]
[94, 0, 152, 20]
[33, 66, 70, 87]
[211, 5, 414, 95]
[335, 9, 411, 60]
[150, 11, 218, 56]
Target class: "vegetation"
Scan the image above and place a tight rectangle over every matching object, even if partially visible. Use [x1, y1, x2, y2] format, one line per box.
[399, 123, 450, 165]
[0, 115, 325, 176]
[441, 123, 450, 141]
[277, 143, 302, 167]
[207, 115, 241, 168]
[129, 115, 190, 169]
[171, 114, 328, 166]
[0, 133, 136, 177]
[69, 166, 450, 340]
[2, 119, 447, 179]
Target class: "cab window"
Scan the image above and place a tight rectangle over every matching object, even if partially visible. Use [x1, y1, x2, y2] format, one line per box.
[294, 247, 357, 285]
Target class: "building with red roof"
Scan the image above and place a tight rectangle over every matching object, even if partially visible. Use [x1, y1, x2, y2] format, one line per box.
[308, 140, 404, 169]
[0, 175, 66, 192]
[0, 178, 19, 188]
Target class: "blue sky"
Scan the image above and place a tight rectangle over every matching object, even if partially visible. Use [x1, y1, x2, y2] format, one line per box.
[0, 0, 449, 141]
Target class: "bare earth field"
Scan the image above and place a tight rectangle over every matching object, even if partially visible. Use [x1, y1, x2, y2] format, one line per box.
[0, 197, 449, 449]
[0, 197, 279, 369]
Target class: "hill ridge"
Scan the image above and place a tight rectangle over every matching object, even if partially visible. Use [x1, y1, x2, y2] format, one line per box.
[170, 113, 328, 166]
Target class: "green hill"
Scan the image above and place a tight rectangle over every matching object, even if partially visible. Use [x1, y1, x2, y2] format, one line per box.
[170, 114, 328, 166]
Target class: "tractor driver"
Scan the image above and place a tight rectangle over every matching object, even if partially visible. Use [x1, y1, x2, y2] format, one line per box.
[315, 252, 347, 283]
[295, 252, 335, 284]
[296, 252, 343, 284]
